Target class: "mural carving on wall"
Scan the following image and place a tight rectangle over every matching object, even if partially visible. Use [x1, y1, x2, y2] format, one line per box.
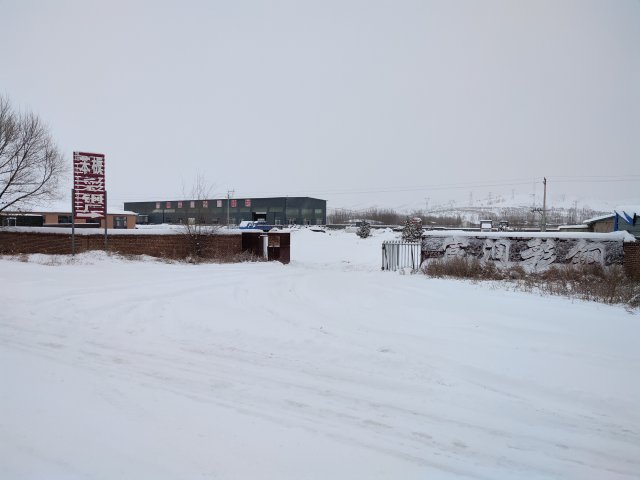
[565, 240, 605, 265]
[442, 237, 469, 259]
[520, 238, 556, 272]
[422, 235, 624, 272]
[482, 239, 510, 267]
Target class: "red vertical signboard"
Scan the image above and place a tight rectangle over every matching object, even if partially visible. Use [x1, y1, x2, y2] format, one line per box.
[73, 152, 106, 219]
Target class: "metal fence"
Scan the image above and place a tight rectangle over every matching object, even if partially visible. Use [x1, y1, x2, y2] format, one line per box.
[381, 240, 422, 271]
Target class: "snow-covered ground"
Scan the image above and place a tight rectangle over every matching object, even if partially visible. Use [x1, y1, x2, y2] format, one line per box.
[1, 229, 639, 479]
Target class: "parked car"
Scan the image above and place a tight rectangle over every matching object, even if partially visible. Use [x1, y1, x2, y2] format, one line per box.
[238, 220, 273, 232]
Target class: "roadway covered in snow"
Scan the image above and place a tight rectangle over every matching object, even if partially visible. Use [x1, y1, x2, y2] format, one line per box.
[1, 229, 639, 479]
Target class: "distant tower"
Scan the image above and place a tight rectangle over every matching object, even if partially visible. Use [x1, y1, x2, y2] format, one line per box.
[530, 180, 537, 207]
[468, 191, 473, 206]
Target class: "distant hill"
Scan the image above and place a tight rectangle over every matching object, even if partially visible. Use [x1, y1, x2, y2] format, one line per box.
[329, 193, 617, 228]
[423, 193, 612, 227]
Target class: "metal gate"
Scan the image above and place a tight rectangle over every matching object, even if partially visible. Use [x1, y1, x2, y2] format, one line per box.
[381, 241, 422, 271]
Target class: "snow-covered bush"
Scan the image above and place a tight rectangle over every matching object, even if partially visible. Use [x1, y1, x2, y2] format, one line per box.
[401, 217, 422, 242]
[422, 259, 640, 308]
[356, 222, 371, 239]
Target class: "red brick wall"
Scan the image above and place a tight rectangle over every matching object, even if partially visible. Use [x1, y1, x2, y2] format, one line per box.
[0, 231, 242, 261]
[623, 242, 640, 279]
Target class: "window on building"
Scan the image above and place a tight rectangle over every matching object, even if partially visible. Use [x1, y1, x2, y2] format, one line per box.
[58, 215, 72, 224]
[113, 216, 127, 229]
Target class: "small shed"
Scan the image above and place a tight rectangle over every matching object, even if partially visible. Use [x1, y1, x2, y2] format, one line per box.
[614, 206, 640, 238]
[241, 231, 290, 263]
[582, 213, 615, 233]
[480, 219, 493, 232]
[582, 206, 640, 238]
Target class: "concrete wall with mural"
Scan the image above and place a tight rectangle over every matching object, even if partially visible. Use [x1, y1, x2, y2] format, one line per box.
[421, 232, 633, 272]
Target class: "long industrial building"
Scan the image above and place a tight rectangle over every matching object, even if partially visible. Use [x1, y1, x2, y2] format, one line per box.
[124, 197, 326, 226]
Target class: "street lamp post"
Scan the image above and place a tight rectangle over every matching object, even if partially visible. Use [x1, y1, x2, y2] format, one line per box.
[226, 189, 234, 227]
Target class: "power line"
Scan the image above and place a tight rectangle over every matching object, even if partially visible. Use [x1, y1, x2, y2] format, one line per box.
[234, 176, 639, 198]
[547, 174, 640, 179]
[106, 174, 640, 203]
[547, 178, 640, 184]
[232, 179, 542, 198]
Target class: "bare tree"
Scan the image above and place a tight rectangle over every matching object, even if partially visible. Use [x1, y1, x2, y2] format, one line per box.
[181, 173, 221, 261]
[0, 96, 66, 213]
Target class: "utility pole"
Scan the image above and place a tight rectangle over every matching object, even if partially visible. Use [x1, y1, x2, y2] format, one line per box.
[541, 177, 547, 232]
[226, 189, 234, 227]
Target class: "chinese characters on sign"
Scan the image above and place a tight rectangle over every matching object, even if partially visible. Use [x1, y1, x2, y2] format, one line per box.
[245, 199, 251, 207]
[216, 200, 222, 208]
[231, 199, 237, 208]
[73, 152, 106, 219]
[202, 200, 208, 208]
[178, 201, 183, 208]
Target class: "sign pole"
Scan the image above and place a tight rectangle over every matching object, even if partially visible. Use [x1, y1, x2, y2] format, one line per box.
[541, 177, 547, 232]
[104, 190, 108, 250]
[71, 188, 76, 256]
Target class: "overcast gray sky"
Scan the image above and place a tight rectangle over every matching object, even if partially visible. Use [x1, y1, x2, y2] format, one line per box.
[2, 0, 638, 211]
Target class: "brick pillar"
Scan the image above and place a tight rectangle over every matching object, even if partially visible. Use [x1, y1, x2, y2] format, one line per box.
[623, 242, 640, 279]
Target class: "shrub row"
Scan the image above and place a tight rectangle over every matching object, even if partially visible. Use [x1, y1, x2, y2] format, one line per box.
[422, 257, 640, 308]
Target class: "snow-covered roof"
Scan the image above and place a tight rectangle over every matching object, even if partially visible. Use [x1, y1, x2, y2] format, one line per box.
[582, 213, 615, 224]
[422, 230, 636, 242]
[0, 226, 245, 235]
[614, 205, 640, 224]
[4, 200, 136, 216]
[557, 224, 589, 230]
